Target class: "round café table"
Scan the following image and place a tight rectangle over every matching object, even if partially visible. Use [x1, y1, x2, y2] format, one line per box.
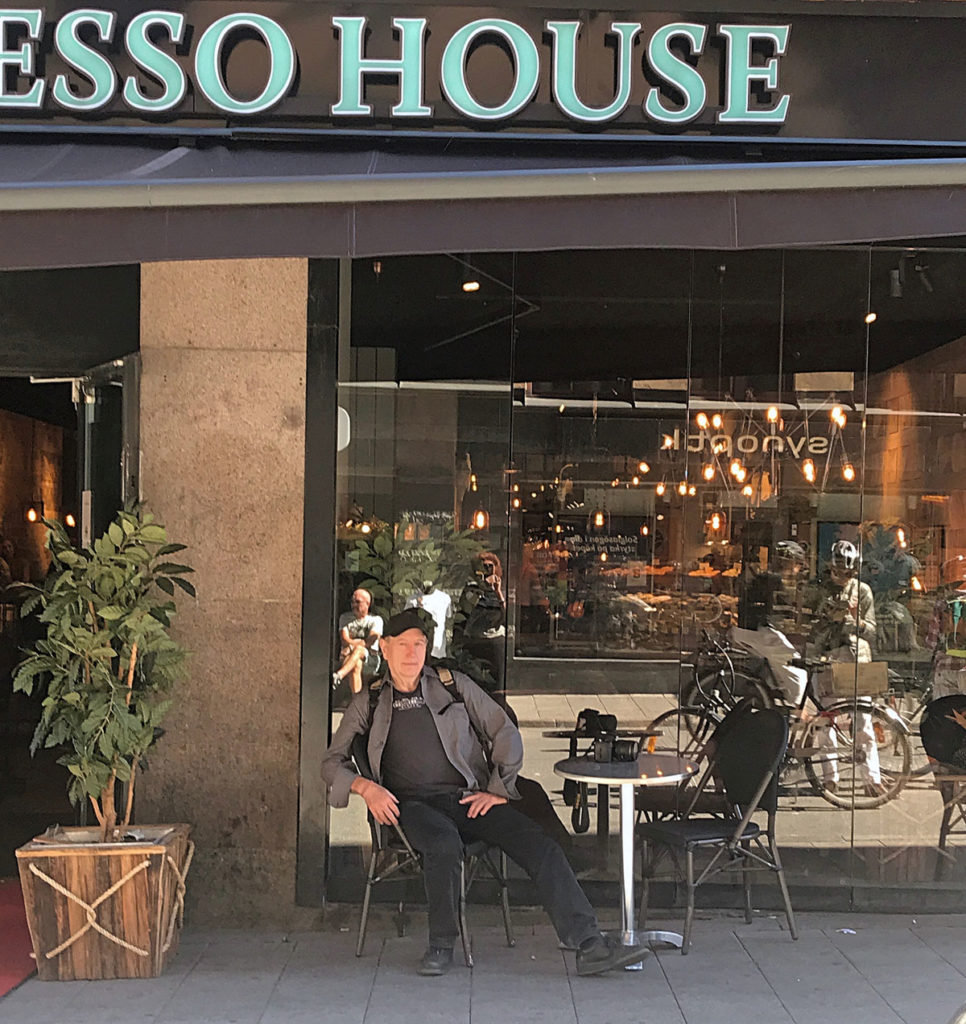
[554, 753, 697, 969]
[542, 729, 662, 840]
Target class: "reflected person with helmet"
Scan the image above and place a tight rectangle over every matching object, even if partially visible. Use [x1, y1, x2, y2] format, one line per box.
[810, 539, 885, 798]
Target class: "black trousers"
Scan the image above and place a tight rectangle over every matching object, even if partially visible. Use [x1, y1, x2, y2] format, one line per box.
[397, 791, 599, 949]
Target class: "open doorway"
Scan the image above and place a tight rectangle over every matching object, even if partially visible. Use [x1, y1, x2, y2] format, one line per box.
[0, 379, 78, 875]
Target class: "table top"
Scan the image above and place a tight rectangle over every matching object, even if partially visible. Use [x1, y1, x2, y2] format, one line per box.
[541, 728, 660, 739]
[553, 754, 696, 787]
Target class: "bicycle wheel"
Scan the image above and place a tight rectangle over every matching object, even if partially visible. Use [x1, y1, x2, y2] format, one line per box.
[800, 704, 911, 809]
[648, 706, 720, 760]
[681, 668, 773, 713]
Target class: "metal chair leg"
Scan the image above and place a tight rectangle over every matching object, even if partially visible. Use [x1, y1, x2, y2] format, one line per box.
[499, 851, 515, 947]
[682, 847, 695, 955]
[638, 840, 651, 931]
[459, 860, 474, 968]
[741, 845, 753, 924]
[356, 851, 378, 957]
[770, 837, 798, 941]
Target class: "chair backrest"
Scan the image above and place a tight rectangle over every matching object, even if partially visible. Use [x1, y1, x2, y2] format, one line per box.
[921, 695, 966, 769]
[714, 707, 789, 814]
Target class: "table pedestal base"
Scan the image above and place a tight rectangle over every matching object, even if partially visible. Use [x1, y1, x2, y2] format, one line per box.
[620, 929, 683, 970]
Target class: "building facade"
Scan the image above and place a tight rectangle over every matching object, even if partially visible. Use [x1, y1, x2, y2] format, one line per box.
[5, 0, 966, 923]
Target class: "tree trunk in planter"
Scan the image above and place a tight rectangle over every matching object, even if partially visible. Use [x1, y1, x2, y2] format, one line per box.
[16, 824, 193, 981]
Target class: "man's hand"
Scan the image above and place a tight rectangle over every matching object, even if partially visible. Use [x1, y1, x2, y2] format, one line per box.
[351, 777, 399, 825]
[459, 792, 507, 818]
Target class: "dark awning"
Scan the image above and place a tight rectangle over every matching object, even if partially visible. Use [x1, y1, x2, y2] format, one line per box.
[4, 131, 966, 267]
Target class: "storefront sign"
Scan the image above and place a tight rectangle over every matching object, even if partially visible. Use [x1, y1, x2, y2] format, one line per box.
[670, 428, 829, 459]
[0, 8, 790, 126]
[0, 5, 961, 140]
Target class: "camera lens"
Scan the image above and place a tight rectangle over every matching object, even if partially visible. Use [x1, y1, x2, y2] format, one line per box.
[613, 739, 641, 762]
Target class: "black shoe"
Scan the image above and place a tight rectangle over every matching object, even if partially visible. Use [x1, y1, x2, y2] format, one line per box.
[575, 933, 649, 976]
[418, 946, 454, 976]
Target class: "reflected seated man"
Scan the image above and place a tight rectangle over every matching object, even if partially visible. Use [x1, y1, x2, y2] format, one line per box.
[321, 609, 646, 977]
[334, 588, 383, 694]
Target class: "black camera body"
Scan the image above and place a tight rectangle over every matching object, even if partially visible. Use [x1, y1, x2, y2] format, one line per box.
[592, 734, 641, 763]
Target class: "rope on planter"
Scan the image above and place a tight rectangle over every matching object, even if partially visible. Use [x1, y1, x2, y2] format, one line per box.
[28, 860, 152, 959]
[161, 840, 195, 954]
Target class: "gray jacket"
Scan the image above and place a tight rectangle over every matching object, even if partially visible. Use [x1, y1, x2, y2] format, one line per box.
[321, 666, 523, 808]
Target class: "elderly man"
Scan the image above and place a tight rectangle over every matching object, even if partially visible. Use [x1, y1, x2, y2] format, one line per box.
[322, 608, 646, 977]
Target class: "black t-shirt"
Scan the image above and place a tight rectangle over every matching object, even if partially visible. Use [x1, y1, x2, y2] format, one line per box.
[381, 683, 468, 798]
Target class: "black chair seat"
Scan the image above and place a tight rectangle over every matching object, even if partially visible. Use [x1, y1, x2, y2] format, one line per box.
[639, 818, 761, 847]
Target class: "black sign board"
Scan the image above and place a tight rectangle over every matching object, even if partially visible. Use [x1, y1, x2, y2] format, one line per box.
[2, 3, 966, 142]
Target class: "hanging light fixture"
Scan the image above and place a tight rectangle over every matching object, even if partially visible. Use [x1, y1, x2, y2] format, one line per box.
[639, 523, 649, 537]
[688, 485, 697, 496]
[767, 406, 779, 423]
[662, 434, 675, 449]
[711, 413, 723, 430]
[729, 459, 742, 477]
[471, 509, 490, 530]
[638, 461, 650, 474]
[842, 462, 856, 482]
[677, 481, 688, 496]
[64, 513, 76, 528]
[460, 255, 480, 293]
[702, 464, 715, 481]
[593, 509, 606, 528]
[656, 481, 666, 496]
[802, 458, 816, 483]
[695, 412, 709, 430]
[742, 484, 753, 497]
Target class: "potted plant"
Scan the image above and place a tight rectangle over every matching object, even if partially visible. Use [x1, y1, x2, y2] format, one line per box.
[11, 507, 195, 981]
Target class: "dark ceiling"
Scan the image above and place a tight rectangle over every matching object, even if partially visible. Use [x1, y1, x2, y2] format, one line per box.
[351, 246, 966, 384]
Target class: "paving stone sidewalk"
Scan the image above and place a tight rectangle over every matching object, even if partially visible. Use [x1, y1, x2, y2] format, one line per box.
[3, 909, 966, 1024]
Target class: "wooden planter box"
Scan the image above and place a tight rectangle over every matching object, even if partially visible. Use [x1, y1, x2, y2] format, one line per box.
[16, 824, 193, 981]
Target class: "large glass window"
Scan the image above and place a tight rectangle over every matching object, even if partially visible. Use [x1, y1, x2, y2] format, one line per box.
[326, 245, 966, 909]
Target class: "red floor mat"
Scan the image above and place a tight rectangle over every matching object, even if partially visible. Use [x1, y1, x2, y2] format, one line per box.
[0, 878, 35, 995]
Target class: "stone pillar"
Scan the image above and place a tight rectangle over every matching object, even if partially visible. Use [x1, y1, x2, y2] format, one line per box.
[138, 259, 310, 925]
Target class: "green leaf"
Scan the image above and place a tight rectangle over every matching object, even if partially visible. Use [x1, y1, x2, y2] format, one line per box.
[155, 576, 175, 596]
[156, 563, 194, 575]
[157, 543, 188, 556]
[139, 525, 167, 544]
[97, 606, 124, 620]
[108, 522, 123, 546]
[172, 577, 196, 597]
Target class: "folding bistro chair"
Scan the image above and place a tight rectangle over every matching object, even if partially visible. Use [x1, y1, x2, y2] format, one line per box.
[637, 706, 798, 954]
[920, 694, 966, 853]
[351, 735, 515, 966]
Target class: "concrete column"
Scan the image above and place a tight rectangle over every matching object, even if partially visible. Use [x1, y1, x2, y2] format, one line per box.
[138, 259, 311, 925]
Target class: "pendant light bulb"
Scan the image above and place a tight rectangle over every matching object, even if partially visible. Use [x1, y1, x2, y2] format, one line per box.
[711, 413, 723, 430]
[695, 412, 709, 430]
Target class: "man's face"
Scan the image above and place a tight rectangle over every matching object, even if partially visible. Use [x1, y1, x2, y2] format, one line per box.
[380, 629, 428, 684]
[351, 590, 370, 615]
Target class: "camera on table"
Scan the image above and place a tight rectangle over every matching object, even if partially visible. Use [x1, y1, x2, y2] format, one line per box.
[574, 710, 641, 763]
[592, 734, 641, 763]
